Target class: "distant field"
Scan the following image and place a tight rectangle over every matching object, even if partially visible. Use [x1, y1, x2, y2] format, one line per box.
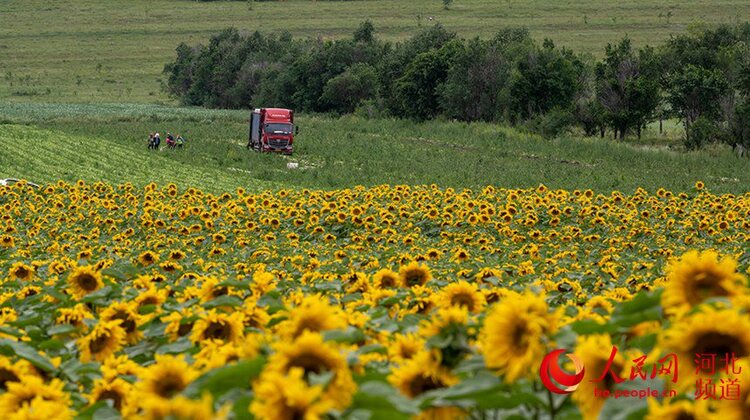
[1, 0, 749, 103]
[1, 102, 748, 194]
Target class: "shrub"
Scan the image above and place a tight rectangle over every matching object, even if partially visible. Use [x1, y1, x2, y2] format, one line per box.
[685, 116, 719, 150]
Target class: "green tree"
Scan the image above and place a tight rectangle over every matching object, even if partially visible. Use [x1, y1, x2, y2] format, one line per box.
[438, 38, 509, 121]
[685, 116, 719, 150]
[163, 43, 199, 103]
[509, 39, 583, 121]
[378, 24, 456, 116]
[731, 102, 750, 150]
[353, 20, 375, 44]
[393, 39, 463, 120]
[320, 63, 379, 114]
[595, 38, 662, 139]
[668, 64, 730, 130]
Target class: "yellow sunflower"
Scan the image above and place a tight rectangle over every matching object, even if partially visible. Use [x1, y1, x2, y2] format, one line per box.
[713, 359, 750, 419]
[87, 377, 132, 413]
[0, 234, 14, 248]
[572, 334, 629, 420]
[135, 354, 199, 400]
[194, 340, 241, 371]
[662, 249, 746, 317]
[8, 262, 34, 281]
[137, 250, 159, 266]
[388, 351, 465, 419]
[100, 354, 143, 380]
[139, 394, 219, 420]
[419, 305, 469, 337]
[372, 269, 401, 289]
[5, 395, 74, 420]
[162, 308, 198, 341]
[0, 356, 33, 391]
[66, 265, 104, 299]
[55, 304, 93, 330]
[480, 290, 559, 382]
[389, 350, 458, 398]
[278, 295, 347, 339]
[77, 320, 126, 362]
[660, 306, 750, 392]
[0, 375, 71, 415]
[267, 331, 356, 410]
[251, 367, 332, 420]
[387, 333, 425, 364]
[435, 280, 485, 313]
[190, 310, 244, 345]
[399, 261, 433, 288]
[99, 301, 144, 345]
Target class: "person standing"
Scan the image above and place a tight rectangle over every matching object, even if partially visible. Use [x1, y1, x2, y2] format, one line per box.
[154, 132, 161, 150]
[147, 133, 155, 150]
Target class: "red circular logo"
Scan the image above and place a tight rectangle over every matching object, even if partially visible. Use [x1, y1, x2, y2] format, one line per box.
[539, 349, 586, 394]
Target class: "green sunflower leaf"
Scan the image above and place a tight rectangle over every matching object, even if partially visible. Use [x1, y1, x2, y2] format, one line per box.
[0, 338, 57, 372]
[183, 356, 266, 399]
[203, 295, 243, 309]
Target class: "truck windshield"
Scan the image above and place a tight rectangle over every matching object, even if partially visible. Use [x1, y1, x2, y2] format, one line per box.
[265, 123, 293, 135]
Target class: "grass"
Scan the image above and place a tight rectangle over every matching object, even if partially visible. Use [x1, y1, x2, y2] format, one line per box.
[1, 102, 748, 194]
[1, 0, 749, 103]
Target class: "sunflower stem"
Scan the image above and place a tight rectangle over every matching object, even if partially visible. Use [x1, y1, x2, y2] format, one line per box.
[546, 388, 558, 419]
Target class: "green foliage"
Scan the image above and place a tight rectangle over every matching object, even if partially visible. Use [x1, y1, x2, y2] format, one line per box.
[509, 39, 583, 121]
[684, 116, 720, 150]
[353, 20, 376, 44]
[574, 97, 606, 136]
[730, 102, 750, 148]
[438, 33, 526, 122]
[667, 64, 730, 128]
[320, 63, 379, 114]
[595, 38, 661, 139]
[163, 28, 300, 108]
[393, 40, 463, 120]
[523, 107, 575, 139]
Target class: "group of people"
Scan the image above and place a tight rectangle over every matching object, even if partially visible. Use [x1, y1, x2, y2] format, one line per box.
[148, 132, 185, 150]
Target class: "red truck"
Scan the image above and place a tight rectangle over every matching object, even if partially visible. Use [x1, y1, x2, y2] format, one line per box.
[248, 108, 297, 154]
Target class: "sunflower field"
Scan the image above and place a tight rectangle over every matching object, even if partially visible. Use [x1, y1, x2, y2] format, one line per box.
[1, 180, 749, 419]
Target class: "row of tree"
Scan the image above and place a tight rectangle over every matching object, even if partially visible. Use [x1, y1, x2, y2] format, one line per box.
[163, 22, 750, 149]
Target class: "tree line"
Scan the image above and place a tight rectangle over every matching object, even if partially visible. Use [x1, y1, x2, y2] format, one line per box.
[164, 22, 750, 150]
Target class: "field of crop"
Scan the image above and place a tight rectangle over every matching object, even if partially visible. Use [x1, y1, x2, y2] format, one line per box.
[1, 180, 749, 419]
[2, 0, 750, 103]
[2, 102, 750, 195]
[2, 0, 750, 418]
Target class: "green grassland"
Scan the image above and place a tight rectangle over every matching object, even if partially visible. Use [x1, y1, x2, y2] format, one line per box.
[1, 103, 748, 194]
[1, 0, 749, 103]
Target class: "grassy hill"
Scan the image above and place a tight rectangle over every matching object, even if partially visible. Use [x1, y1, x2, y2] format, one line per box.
[1, 0, 748, 103]
[1, 103, 748, 194]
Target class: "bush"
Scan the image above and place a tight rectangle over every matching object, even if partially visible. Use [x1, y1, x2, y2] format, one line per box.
[730, 101, 750, 149]
[524, 107, 575, 139]
[685, 116, 719, 150]
[320, 63, 379, 114]
[353, 98, 388, 119]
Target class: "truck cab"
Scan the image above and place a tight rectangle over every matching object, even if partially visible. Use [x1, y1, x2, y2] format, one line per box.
[248, 108, 297, 154]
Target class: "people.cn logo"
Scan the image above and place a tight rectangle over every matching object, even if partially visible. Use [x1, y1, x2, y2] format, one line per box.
[539, 349, 586, 394]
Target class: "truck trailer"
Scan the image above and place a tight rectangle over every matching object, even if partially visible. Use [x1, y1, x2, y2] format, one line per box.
[248, 108, 297, 154]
